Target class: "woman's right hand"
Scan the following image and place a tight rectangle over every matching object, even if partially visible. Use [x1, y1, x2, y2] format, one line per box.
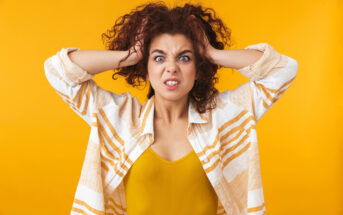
[126, 40, 144, 66]
[124, 18, 147, 66]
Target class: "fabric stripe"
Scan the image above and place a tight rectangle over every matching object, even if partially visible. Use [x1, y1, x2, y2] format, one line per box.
[258, 76, 295, 94]
[97, 116, 133, 177]
[197, 110, 250, 161]
[261, 86, 287, 110]
[220, 115, 254, 143]
[262, 99, 269, 109]
[200, 113, 207, 121]
[274, 88, 288, 100]
[98, 132, 117, 165]
[203, 126, 249, 173]
[198, 113, 254, 173]
[149, 133, 154, 145]
[97, 121, 121, 157]
[118, 152, 132, 173]
[222, 142, 251, 169]
[55, 88, 72, 100]
[73, 82, 87, 109]
[56, 91, 84, 116]
[101, 161, 109, 172]
[222, 132, 250, 158]
[254, 76, 296, 112]
[255, 76, 295, 104]
[71, 206, 88, 215]
[105, 203, 124, 215]
[248, 202, 265, 213]
[100, 147, 115, 167]
[204, 156, 221, 173]
[221, 128, 245, 148]
[218, 110, 248, 133]
[98, 126, 125, 178]
[256, 83, 273, 103]
[222, 123, 254, 157]
[196, 132, 220, 162]
[55, 89, 93, 123]
[216, 202, 226, 215]
[73, 199, 105, 215]
[108, 197, 126, 212]
[81, 82, 92, 115]
[99, 108, 125, 146]
[206, 133, 221, 161]
[139, 101, 148, 118]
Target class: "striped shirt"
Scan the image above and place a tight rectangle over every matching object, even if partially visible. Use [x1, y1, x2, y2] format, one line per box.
[43, 43, 298, 215]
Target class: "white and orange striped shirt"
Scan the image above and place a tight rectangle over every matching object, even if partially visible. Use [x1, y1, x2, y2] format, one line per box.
[43, 43, 298, 215]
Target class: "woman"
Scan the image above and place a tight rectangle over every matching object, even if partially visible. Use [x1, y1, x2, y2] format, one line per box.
[44, 2, 298, 215]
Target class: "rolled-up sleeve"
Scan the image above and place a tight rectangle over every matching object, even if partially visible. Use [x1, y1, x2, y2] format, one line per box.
[43, 48, 127, 126]
[220, 43, 299, 122]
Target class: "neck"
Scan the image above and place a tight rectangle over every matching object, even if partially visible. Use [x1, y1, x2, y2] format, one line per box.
[153, 94, 189, 125]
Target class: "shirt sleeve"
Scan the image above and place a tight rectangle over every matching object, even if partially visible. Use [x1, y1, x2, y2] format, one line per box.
[43, 47, 128, 126]
[220, 43, 299, 122]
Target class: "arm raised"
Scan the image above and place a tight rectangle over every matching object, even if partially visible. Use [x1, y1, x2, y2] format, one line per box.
[43, 47, 140, 126]
[213, 43, 298, 122]
[68, 48, 141, 75]
[207, 48, 264, 71]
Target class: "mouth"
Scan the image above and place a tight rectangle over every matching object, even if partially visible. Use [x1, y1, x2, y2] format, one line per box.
[164, 80, 180, 86]
[164, 80, 180, 90]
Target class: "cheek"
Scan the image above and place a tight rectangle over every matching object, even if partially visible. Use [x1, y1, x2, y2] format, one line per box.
[184, 65, 197, 80]
[147, 64, 161, 82]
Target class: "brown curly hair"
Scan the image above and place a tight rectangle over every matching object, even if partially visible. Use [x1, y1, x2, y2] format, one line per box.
[101, 1, 232, 113]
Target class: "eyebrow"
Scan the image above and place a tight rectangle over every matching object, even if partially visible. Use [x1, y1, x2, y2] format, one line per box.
[150, 49, 193, 56]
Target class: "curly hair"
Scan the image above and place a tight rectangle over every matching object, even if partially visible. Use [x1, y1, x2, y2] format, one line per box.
[101, 1, 232, 113]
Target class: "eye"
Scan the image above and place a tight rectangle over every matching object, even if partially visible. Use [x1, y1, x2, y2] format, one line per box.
[154, 56, 164, 62]
[179, 55, 190, 62]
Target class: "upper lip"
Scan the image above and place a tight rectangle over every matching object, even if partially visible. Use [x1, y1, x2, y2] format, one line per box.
[164, 78, 180, 83]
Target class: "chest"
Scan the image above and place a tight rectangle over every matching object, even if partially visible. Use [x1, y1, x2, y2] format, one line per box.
[149, 119, 194, 162]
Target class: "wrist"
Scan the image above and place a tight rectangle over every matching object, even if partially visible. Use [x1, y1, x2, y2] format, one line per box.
[120, 49, 141, 67]
[207, 47, 219, 64]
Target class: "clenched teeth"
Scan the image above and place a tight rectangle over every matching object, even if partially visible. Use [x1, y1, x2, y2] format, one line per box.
[165, 81, 179, 86]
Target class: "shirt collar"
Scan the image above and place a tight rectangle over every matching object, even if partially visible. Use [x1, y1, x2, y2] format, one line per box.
[139, 95, 208, 136]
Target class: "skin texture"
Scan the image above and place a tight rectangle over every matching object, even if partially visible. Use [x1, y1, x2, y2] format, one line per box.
[143, 32, 263, 161]
[145, 33, 197, 161]
[146, 33, 197, 125]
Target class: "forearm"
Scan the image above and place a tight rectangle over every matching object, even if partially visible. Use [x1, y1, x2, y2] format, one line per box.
[208, 48, 264, 70]
[68, 49, 136, 75]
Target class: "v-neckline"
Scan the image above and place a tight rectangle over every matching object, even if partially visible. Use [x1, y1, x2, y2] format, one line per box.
[147, 147, 195, 164]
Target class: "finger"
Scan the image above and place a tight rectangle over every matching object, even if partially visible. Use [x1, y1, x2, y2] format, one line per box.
[135, 18, 148, 45]
[136, 17, 148, 36]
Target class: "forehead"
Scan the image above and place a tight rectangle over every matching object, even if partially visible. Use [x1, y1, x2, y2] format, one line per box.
[149, 33, 194, 53]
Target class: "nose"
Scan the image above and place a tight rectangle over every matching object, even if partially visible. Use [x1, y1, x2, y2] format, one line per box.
[165, 59, 179, 74]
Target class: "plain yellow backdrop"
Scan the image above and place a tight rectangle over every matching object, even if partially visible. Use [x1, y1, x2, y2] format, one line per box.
[0, 0, 342, 214]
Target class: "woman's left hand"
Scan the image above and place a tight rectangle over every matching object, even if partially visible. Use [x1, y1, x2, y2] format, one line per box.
[200, 32, 217, 63]
[189, 14, 217, 63]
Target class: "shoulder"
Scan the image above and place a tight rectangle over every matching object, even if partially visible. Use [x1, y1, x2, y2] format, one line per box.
[98, 91, 142, 122]
[213, 89, 253, 118]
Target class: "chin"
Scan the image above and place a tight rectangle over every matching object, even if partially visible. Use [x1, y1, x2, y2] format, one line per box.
[156, 91, 190, 102]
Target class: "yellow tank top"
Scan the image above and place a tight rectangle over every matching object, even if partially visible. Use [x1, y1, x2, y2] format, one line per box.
[123, 147, 218, 215]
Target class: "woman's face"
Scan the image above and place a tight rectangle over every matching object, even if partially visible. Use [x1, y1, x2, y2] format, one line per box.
[147, 33, 197, 102]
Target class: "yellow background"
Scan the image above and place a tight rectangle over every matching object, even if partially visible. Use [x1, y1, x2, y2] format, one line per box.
[1, 0, 342, 214]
